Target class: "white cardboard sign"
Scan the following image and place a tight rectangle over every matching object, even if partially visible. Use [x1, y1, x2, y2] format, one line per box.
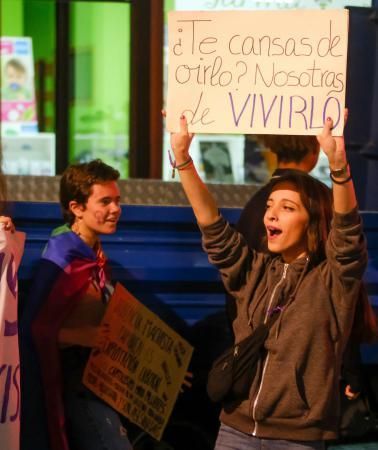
[167, 10, 349, 136]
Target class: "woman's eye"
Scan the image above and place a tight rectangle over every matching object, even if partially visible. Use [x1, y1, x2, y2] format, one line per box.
[283, 205, 294, 211]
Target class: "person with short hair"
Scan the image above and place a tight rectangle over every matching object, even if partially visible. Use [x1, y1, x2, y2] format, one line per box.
[20, 159, 133, 450]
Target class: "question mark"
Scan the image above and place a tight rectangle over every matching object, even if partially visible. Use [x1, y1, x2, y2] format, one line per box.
[235, 61, 247, 87]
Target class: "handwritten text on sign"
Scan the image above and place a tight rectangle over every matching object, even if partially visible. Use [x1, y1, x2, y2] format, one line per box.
[167, 10, 349, 135]
[0, 229, 25, 450]
[83, 283, 193, 441]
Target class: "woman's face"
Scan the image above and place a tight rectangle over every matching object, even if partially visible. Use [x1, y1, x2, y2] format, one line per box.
[263, 181, 310, 263]
[74, 181, 121, 244]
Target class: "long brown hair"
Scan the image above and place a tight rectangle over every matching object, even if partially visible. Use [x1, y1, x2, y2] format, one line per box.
[269, 172, 333, 263]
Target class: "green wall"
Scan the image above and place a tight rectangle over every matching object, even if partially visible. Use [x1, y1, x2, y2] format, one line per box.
[1, 0, 24, 36]
[70, 2, 131, 176]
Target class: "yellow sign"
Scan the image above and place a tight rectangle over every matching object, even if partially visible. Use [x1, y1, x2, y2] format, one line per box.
[83, 283, 193, 441]
[167, 9, 349, 136]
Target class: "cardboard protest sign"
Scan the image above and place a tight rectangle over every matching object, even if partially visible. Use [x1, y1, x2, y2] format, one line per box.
[167, 9, 349, 136]
[0, 228, 25, 450]
[83, 283, 193, 441]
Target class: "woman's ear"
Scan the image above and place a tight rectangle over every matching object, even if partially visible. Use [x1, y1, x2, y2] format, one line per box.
[69, 200, 84, 220]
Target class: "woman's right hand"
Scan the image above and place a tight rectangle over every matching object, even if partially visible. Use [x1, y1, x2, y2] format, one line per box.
[163, 111, 218, 225]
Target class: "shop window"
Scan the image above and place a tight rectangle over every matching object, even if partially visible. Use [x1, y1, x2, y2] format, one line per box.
[0, 0, 131, 179]
[1, 0, 56, 176]
[69, 1, 131, 178]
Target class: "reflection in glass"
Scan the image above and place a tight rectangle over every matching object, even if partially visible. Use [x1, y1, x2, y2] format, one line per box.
[69, 1, 131, 178]
[1, 0, 56, 175]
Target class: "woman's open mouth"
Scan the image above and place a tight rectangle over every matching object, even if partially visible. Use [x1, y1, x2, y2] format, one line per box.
[266, 225, 282, 240]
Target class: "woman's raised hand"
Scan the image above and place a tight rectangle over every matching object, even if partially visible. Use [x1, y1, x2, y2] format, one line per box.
[169, 114, 194, 165]
[317, 109, 357, 213]
[162, 111, 218, 225]
[317, 110, 348, 171]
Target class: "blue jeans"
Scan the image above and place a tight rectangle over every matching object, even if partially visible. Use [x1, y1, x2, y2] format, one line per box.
[215, 424, 325, 450]
[61, 346, 133, 450]
[64, 386, 133, 450]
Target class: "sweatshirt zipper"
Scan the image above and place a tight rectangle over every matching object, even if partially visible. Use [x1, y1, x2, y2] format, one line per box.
[251, 262, 288, 436]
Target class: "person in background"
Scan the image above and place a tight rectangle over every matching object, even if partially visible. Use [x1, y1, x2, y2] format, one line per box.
[20, 160, 133, 450]
[168, 112, 367, 449]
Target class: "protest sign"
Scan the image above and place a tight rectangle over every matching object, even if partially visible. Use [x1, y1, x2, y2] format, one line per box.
[167, 9, 349, 135]
[0, 228, 25, 450]
[83, 283, 193, 441]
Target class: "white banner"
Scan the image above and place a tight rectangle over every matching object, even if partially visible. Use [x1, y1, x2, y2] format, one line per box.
[0, 227, 25, 450]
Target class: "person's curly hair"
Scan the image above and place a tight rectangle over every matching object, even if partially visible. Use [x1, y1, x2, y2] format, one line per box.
[60, 159, 120, 225]
[257, 135, 319, 164]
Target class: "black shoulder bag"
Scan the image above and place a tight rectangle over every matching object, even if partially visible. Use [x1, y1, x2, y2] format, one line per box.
[206, 322, 269, 403]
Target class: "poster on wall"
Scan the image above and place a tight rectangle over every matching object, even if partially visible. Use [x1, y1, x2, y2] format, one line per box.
[83, 283, 193, 441]
[0, 228, 26, 450]
[0, 37, 38, 135]
[166, 9, 349, 136]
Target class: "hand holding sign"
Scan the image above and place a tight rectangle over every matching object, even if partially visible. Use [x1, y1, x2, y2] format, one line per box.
[83, 283, 193, 441]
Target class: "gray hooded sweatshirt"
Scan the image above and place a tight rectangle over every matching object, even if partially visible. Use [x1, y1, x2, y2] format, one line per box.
[200, 208, 367, 441]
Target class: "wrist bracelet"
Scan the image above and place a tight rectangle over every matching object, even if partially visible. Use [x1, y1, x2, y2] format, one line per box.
[177, 158, 193, 172]
[329, 173, 352, 185]
[168, 150, 192, 178]
[330, 164, 349, 178]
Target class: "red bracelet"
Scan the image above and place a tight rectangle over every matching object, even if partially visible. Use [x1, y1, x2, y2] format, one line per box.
[177, 160, 194, 172]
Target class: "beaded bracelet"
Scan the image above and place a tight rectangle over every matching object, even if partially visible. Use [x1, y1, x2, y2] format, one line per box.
[168, 150, 193, 178]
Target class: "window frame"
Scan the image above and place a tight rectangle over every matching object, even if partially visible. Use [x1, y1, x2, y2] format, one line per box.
[54, 0, 163, 177]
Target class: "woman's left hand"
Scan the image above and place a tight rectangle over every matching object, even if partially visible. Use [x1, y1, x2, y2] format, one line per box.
[317, 110, 348, 170]
[0, 216, 15, 233]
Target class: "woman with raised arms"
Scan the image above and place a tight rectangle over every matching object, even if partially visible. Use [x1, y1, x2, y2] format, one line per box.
[168, 113, 367, 450]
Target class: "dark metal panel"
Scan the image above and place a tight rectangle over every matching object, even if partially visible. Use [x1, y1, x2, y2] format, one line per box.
[55, 0, 70, 174]
[130, 0, 163, 178]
